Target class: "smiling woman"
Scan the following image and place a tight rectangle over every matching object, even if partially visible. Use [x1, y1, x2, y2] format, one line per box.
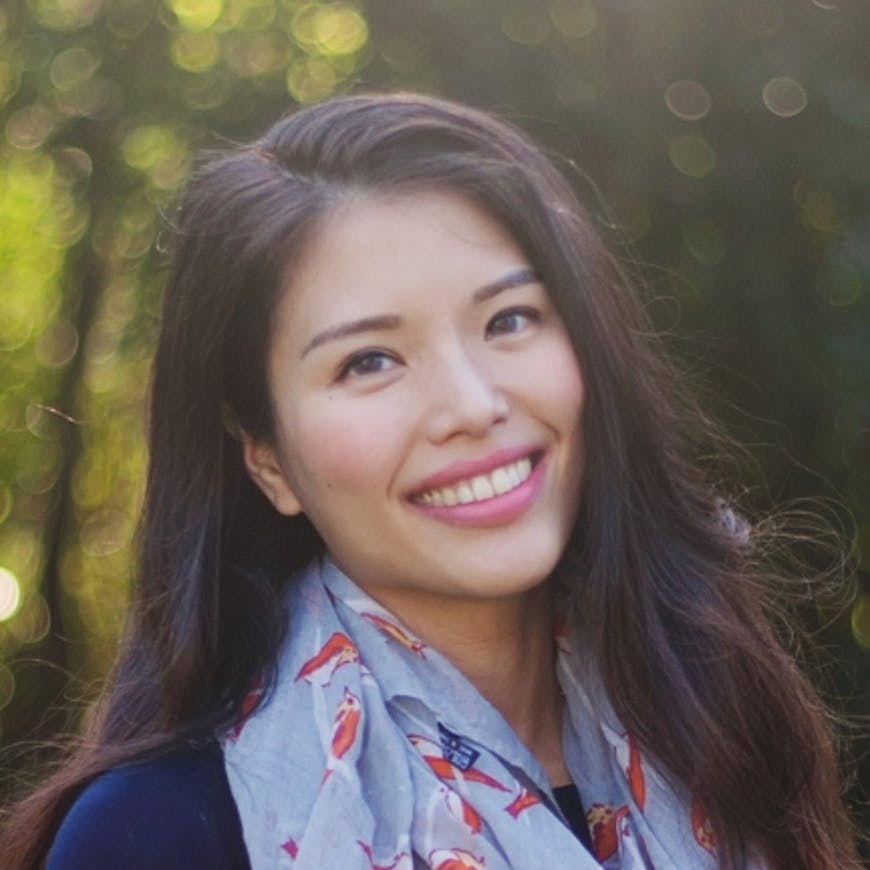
[0, 94, 860, 870]
[244, 192, 584, 616]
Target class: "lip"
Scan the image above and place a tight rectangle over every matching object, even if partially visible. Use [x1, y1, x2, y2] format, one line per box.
[409, 445, 540, 497]
[408, 449, 547, 528]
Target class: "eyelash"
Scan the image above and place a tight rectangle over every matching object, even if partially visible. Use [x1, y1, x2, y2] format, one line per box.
[485, 307, 541, 338]
[337, 349, 398, 381]
[335, 307, 542, 381]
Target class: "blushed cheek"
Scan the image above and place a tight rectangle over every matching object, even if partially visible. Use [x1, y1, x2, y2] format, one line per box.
[540, 343, 585, 425]
[284, 403, 405, 499]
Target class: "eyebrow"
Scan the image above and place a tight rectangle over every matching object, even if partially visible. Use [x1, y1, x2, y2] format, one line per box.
[472, 267, 538, 303]
[300, 267, 539, 358]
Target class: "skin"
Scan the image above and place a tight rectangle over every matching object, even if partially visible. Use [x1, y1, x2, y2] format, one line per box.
[245, 190, 585, 785]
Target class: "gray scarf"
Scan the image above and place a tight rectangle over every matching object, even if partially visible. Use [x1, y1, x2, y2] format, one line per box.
[223, 558, 755, 869]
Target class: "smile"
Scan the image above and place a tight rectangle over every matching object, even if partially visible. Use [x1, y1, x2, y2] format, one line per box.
[413, 457, 533, 507]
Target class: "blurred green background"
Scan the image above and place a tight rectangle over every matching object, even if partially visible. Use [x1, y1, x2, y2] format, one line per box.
[0, 0, 867, 846]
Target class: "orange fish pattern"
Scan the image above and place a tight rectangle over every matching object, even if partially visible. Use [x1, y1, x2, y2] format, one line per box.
[294, 631, 360, 686]
[586, 802, 632, 862]
[225, 677, 264, 742]
[428, 847, 487, 870]
[361, 611, 428, 657]
[691, 796, 717, 853]
[408, 734, 509, 792]
[504, 786, 542, 819]
[223, 559, 736, 870]
[321, 686, 362, 784]
[612, 731, 646, 810]
[440, 785, 483, 834]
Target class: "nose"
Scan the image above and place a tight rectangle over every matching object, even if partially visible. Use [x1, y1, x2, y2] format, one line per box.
[422, 345, 510, 443]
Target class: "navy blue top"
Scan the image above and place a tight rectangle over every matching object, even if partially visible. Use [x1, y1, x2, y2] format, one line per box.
[47, 739, 591, 867]
[47, 738, 251, 869]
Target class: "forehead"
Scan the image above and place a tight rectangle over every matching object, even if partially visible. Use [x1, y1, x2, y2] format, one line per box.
[273, 189, 530, 331]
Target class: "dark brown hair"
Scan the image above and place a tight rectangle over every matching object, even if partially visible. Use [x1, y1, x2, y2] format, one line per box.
[1, 92, 859, 868]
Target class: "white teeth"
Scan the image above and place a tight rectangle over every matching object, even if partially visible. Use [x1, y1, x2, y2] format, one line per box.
[416, 456, 534, 508]
[491, 467, 511, 495]
[471, 475, 494, 500]
[457, 482, 474, 504]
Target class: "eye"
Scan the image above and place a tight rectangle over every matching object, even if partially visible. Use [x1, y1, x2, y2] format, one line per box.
[337, 349, 398, 381]
[485, 307, 540, 339]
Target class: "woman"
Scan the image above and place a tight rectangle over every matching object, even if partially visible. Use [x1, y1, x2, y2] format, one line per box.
[1, 93, 859, 869]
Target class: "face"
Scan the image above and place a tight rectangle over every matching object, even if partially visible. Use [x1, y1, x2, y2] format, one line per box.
[245, 190, 585, 626]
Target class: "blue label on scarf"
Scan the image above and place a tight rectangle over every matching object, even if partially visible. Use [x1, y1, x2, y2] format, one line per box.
[438, 722, 480, 772]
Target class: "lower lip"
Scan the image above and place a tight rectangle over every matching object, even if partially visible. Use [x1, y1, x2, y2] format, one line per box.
[409, 456, 546, 528]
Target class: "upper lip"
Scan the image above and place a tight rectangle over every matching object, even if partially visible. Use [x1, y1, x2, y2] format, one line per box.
[408, 445, 540, 497]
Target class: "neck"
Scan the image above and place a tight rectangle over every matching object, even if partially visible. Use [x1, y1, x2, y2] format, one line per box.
[372, 582, 571, 788]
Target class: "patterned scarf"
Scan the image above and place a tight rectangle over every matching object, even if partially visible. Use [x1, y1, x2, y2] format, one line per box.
[223, 557, 746, 869]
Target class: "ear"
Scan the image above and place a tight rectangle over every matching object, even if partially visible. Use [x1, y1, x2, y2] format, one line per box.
[242, 434, 303, 517]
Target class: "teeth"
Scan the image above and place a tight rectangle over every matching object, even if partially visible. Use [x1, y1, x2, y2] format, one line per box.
[471, 475, 494, 500]
[416, 457, 533, 507]
[491, 467, 511, 495]
[457, 482, 474, 504]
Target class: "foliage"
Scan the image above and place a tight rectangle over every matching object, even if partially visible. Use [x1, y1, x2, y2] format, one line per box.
[0, 0, 867, 839]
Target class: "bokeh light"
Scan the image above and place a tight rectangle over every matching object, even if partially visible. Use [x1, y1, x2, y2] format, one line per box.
[166, 0, 224, 32]
[763, 76, 808, 118]
[794, 179, 844, 236]
[668, 135, 716, 178]
[665, 80, 711, 121]
[852, 595, 870, 651]
[171, 31, 221, 73]
[5, 105, 56, 150]
[7, 594, 51, 644]
[30, 0, 102, 31]
[291, 3, 368, 56]
[0, 567, 21, 622]
[502, 5, 550, 45]
[549, 0, 597, 37]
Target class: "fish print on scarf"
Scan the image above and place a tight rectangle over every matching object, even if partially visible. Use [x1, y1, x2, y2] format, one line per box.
[587, 803, 632, 864]
[358, 840, 414, 870]
[691, 797, 717, 853]
[439, 786, 483, 834]
[428, 847, 486, 870]
[322, 686, 362, 784]
[503, 787, 541, 819]
[225, 678, 264, 742]
[361, 611, 428, 658]
[408, 734, 510, 792]
[295, 631, 360, 686]
[223, 558, 764, 870]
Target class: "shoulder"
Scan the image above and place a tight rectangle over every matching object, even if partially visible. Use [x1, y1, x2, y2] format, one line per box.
[46, 738, 250, 870]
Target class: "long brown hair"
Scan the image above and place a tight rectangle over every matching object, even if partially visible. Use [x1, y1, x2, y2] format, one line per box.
[1, 93, 859, 869]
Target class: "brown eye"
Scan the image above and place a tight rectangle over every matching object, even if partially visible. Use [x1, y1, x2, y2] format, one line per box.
[338, 350, 398, 380]
[485, 307, 540, 339]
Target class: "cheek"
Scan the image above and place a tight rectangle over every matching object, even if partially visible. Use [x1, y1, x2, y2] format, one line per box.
[559, 351, 585, 420]
[529, 339, 585, 428]
[279, 398, 410, 499]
